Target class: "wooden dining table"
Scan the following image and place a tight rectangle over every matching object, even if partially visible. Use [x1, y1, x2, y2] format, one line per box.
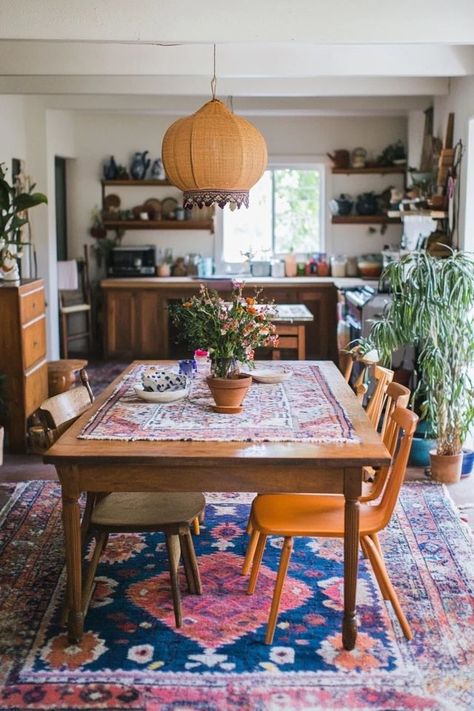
[44, 360, 390, 651]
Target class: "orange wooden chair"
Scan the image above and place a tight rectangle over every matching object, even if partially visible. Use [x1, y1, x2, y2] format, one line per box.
[365, 364, 394, 428]
[245, 407, 418, 645]
[361, 381, 411, 500]
[242, 381, 411, 573]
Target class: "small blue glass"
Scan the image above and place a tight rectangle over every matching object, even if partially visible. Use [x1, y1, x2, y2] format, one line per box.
[179, 358, 197, 377]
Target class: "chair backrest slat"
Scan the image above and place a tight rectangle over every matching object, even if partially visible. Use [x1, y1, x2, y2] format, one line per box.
[375, 407, 418, 528]
[366, 365, 394, 428]
[39, 369, 94, 444]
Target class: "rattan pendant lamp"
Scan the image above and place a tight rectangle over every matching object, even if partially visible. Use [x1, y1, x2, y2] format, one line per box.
[161, 45, 268, 210]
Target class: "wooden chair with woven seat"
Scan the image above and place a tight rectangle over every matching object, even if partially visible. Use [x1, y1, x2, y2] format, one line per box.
[39, 372, 205, 629]
[245, 406, 418, 645]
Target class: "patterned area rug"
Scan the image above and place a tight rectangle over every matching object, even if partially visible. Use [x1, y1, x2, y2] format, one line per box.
[0, 481, 473, 710]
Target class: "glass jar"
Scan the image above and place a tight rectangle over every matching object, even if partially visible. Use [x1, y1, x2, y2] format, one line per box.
[330, 255, 347, 278]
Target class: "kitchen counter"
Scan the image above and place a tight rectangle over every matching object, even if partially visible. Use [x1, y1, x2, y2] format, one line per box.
[101, 276, 379, 289]
[101, 277, 345, 361]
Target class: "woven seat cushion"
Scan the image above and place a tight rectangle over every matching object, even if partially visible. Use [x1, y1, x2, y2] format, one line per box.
[90, 492, 205, 528]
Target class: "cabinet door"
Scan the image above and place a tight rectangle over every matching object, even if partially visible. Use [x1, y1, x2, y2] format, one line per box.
[135, 291, 166, 357]
[297, 286, 338, 361]
[105, 290, 136, 357]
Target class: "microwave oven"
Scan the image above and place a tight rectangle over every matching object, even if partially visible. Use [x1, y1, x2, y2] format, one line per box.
[108, 246, 156, 277]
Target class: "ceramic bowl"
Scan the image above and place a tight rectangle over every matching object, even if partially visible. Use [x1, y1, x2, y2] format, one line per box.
[248, 368, 292, 384]
[134, 386, 188, 403]
[142, 368, 188, 393]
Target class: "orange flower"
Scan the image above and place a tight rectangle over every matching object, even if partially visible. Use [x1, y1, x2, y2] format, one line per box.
[247, 305, 257, 315]
[246, 297, 255, 306]
[182, 301, 193, 308]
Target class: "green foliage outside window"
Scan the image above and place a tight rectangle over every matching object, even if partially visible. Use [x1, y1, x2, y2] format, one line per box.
[273, 169, 321, 254]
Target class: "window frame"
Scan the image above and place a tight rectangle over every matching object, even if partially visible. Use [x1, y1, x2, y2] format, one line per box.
[215, 156, 327, 272]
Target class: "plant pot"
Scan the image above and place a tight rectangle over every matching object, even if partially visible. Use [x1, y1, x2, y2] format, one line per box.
[206, 374, 252, 414]
[409, 434, 437, 467]
[429, 450, 463, 484]
[461, 449, 474, 478]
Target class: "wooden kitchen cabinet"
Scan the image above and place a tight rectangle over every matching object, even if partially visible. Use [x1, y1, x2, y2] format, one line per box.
[297, 287, 338, 360]
[0, 279, 48, 452]
[102, 279, 339, 362]
[104, 288, 167, 358]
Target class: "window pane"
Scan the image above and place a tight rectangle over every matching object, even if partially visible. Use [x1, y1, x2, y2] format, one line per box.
[222, 172, 272, 262]
[274, 169, 321, 254]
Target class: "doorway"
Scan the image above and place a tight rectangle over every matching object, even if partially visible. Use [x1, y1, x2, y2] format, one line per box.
[55, 156, 68, 261]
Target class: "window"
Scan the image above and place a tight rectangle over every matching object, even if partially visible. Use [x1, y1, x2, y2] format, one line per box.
[222, 166, 323, 263]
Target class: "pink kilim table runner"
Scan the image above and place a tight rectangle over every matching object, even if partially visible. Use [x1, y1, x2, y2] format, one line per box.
[79, 363, 358, 444]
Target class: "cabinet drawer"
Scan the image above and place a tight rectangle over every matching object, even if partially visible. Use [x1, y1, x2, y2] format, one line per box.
[22, 317, 46, 369]
[25, 361, 48, 415]
[20, 288, 45, 324]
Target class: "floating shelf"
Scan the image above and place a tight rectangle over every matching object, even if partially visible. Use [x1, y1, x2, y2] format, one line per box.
[331, 215, 401, 224]
[387, 210, 448, 219]
[101, 179, 172, 187]
[103, 219, 214, 232]
[331, 166, 406, 175]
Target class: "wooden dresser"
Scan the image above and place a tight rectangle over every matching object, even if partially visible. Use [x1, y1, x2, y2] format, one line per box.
[0, 279, 48, 452]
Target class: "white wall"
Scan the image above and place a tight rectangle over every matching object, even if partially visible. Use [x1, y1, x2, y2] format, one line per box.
[0, 96, 27, 173]
[434, 76, 474, 249]
[69, 111, 407, 270]
[22, 101, 75, 358]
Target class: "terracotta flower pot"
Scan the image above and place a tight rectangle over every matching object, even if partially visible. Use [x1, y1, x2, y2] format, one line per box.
[206, 374, 252, 414]
[429, 450, 463, 484]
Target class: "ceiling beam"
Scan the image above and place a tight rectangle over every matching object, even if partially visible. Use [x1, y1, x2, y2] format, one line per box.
[0, 42, 472, 77]
[0, 75, 449, 97]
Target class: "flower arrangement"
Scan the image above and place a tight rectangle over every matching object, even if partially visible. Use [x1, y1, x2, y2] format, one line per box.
[172, 283, 278, 379]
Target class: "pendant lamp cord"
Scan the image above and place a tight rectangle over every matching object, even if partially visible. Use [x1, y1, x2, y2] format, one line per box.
[211, 43, 217, 100]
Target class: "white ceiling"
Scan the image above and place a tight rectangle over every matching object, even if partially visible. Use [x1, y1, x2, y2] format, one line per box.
[1, 1, 473, 109]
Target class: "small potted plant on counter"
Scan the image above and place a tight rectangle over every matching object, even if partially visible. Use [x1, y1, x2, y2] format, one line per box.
[367, 249, 474, 483]
[172, 283, 278, 413]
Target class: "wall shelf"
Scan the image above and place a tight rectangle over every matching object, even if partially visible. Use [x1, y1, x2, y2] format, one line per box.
[101, 179, 172, 187]
[331, 215, 401, 225]
[331, 166, 406, 175]
[103, 219, 214, 232]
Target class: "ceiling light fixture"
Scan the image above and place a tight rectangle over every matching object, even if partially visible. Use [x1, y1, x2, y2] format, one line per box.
[161, 44, 267, 210]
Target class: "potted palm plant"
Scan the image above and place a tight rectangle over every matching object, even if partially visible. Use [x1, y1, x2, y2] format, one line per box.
[0, 162, 47, 280]
[367, 249, 474, 483]
[172, 283, 278, 413]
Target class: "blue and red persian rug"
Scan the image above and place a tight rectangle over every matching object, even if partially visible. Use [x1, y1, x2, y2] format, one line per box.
[0, 481, 473, 710]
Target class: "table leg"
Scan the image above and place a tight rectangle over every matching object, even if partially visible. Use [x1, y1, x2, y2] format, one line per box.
[343, 468, 361, 650]
[62, 489, 84, 643]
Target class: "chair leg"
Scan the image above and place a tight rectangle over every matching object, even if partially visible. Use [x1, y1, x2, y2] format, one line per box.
[265, 536, 293, 645]
[192, 517, 200, 535]
[363, 535, 413, 640]
[61, 312, 69, 359]
[369, 532, 384, 559]
[247, 533, 267, 594]
[360, 536, 388, 599]
[246, 518, 253, 535]
[179, 532, 196, 594]
[180, 530, 202, 595]
[242, 529, 260, 575]
[166, 534, 183, 628]
[198, 507, 205, 524]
